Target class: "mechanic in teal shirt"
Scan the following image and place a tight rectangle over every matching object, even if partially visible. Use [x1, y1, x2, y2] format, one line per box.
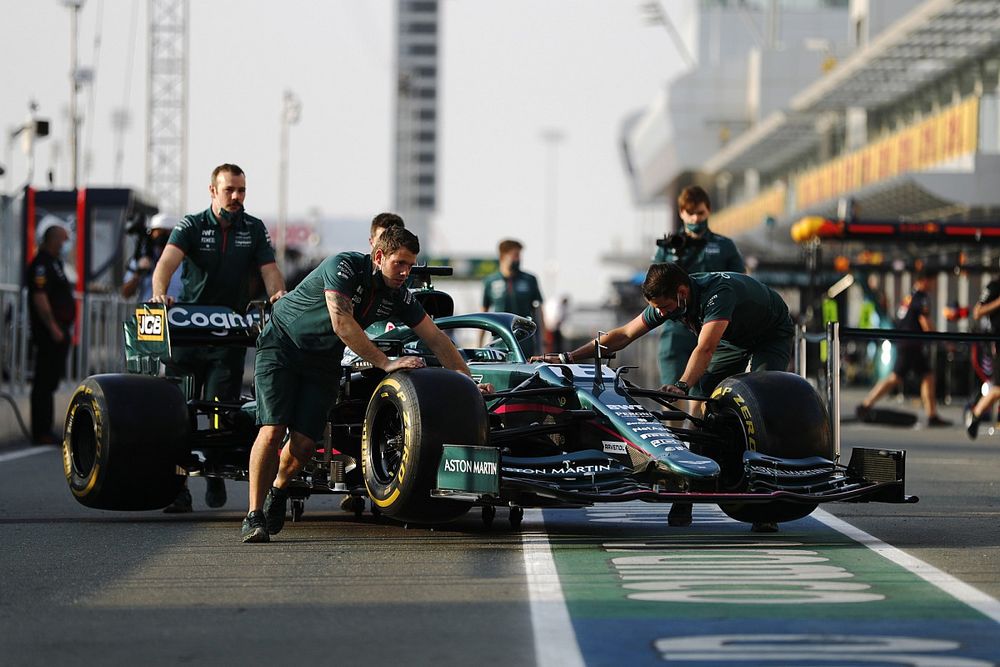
[653, 186, 744, 388]
[151, 163, 287, 512]
[538, 263, 792, 398]
[534, 263, 792, 534]
[241, 226, 493, 543]
[482, 239, 547, 357]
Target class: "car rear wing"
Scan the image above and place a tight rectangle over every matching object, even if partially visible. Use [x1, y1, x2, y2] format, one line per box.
[124, 303, 264, 374]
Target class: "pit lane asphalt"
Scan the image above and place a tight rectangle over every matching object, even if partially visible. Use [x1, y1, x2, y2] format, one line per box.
[0, 395, 997, 666]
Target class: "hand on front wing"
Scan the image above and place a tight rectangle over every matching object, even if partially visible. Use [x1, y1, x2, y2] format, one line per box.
[383, 356, 426, 373]
[660, 383, 687, 396]
[476, 382, 495, 395]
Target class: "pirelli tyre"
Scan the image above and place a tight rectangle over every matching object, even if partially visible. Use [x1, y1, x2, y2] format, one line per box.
[706, 371, 833, 525]
[362, 368, 488, 524]
[63, 374, 189, 510]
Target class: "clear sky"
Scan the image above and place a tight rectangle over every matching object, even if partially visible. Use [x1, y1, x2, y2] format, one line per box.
[1, 0, 685, 306]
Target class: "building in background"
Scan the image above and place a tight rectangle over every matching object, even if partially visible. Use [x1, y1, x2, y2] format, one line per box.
[394, 0, 440, 253]
[621, 0, 1000, 334]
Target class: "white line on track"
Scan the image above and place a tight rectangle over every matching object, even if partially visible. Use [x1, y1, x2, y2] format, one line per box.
[522, 508, 585, 667]
[813, 508, 1000, 624]
[0, 445, 56, 464]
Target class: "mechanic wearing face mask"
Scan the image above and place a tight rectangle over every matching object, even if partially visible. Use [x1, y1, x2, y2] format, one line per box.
[120, 213, 182, 302]
[150, 163, 287, 513]
[653, 186, 745, 393]
[26, 222, 76, 445]
[534, 262, 793, 532]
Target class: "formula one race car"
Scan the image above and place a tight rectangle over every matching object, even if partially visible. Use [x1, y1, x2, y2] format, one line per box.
[61, 268, 915, 528]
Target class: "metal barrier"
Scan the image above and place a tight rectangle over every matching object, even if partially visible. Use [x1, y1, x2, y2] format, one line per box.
[0, 286, 134, 394]
[797, 323, 1000, 463]
[0, 284, 29, 394]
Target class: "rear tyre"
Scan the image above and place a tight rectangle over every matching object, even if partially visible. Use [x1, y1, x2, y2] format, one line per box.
[63, 374, 189, 510]
[362, 369, 488, 524]
[707, 371, 832, 525]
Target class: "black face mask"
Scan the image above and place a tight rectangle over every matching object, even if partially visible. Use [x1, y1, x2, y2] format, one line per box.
[665, 295, 687, 320]
[509, 260, 521, 273]
[217, 205, 245, 226]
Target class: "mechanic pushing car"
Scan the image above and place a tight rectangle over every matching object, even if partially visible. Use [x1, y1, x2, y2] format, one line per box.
[534, 261, 794, 532]
[242, 225, 493, 543]
[652, 186, 744, 529]
[151, 163, 288, 513]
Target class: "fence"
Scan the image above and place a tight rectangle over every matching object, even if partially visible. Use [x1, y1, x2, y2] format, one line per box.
[0, 285, 131, 395]
[796, 323, 1000, 461]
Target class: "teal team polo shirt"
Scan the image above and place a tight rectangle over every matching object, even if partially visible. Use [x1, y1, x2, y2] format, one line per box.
[269, 252, 427, 354]
[642, 272, 793, 349]
[168, 207, 277, 310]
[481, 270, 543, 317]
[652, 229, 745, 274]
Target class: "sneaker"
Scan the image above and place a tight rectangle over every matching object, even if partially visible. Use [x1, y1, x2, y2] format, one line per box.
[855, 404, 872, 423]
[241, 511, 269, 543]
[751, 521, 779, 533]
[163, 486, 193, 513]
[966, 414, 981, 440]
[263, 486, 289, 535]
[926, 415, 952, 428]
[667, 502, 693, 527]
[205, 477, 227, 508]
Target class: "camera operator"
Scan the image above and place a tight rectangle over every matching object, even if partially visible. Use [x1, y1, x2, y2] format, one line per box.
[121, 213, 181, 301]
[652, 185, 744, 529]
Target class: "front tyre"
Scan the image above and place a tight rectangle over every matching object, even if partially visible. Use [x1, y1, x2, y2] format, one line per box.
[63, 374, 189, 510]
[362, 369, 488, 524]
[707, 371, 832, 525]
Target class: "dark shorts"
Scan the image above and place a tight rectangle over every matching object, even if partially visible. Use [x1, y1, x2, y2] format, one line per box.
[254, 324, 342, 443]
[697, 335, 793, 396]
[893, 341, 930, 377]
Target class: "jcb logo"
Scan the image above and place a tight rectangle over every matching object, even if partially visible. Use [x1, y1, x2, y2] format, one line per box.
[136, 312, 164, 341]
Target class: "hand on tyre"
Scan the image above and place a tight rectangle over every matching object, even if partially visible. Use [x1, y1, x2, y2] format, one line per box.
[384, 356, 425, 373]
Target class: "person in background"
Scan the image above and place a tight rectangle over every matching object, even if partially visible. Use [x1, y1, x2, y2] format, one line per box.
[26, 222, 76, 445]
[965, 270, 1000, 439]
[151, 163, 287, 512]
[856, 270, 952, 428]
[121, 213, 182, 301]
[369, 212, 404, 249]
[481, 239, 547, 357]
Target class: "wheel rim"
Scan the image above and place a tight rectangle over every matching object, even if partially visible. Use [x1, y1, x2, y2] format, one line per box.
[369, 402, 405, 486]
[70, 407, 98, 479]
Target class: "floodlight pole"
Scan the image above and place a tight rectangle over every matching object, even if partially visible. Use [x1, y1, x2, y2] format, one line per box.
[277, 89, 301, 268]
[64, 0, 85, 189]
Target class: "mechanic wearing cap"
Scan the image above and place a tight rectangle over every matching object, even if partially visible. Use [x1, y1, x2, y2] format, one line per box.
[121, 213, 182, 302]
[151, 163, 287, 513]
[653, 186, 744, 395]
[26, 222, 76, 445]
[241, 225, 493, 543]
[481, 239, 547, 357]
[534, 262, 793, 533]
